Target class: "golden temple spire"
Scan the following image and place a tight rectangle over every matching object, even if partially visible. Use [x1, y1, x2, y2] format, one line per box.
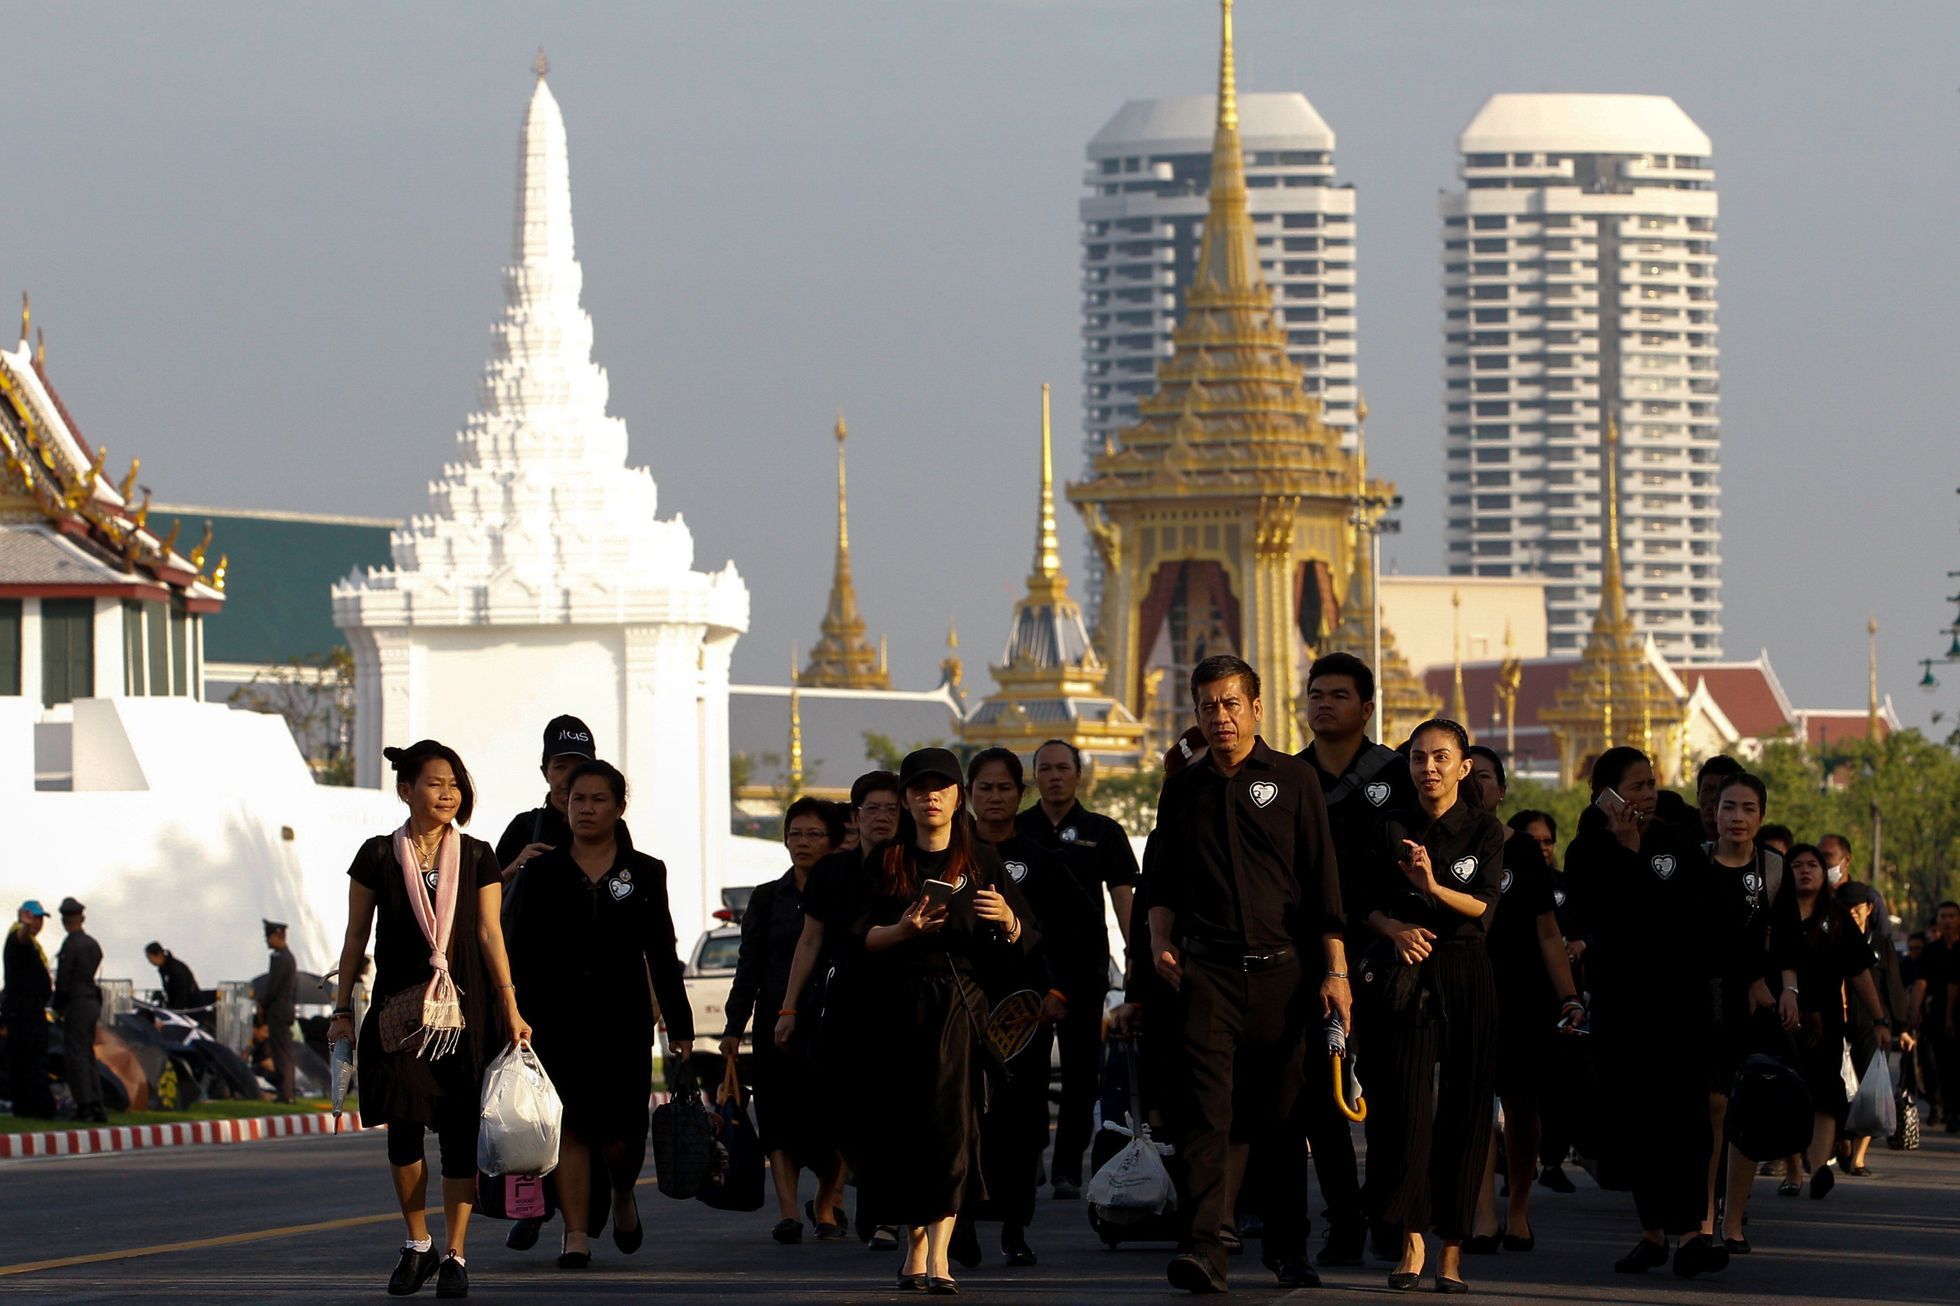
[1497, 619, 1522, 757]
[17, 291, 27, 348]
[787, 685, 804, 798]
[941, 617, 964, 690]
[1868, 615, 1880, 740]
[802, 410, 889, 689]
[1031, 383, 1064, 587]
[1450, 589, 1469, 729]
[1599, 418, 1630, 632]
[1192, 0, 1262, 299]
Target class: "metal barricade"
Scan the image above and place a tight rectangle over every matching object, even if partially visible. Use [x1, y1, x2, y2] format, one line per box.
[98, 978, 133, 1022]
[217, 980, 256, 1053]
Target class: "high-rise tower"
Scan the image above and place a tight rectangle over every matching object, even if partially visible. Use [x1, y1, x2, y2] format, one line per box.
[1440, 93, 1721, 659]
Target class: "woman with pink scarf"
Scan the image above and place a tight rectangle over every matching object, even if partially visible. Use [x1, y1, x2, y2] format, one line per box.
[327, 740, 530, 1301]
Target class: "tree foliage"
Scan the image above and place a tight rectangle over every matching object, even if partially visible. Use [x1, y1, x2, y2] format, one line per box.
[231, 648, 355, 785]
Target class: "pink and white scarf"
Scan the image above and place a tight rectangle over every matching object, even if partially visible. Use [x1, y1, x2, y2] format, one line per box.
[392, 822, 466, 1059]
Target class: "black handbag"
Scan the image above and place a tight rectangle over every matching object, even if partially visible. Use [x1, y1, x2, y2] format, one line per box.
[1725, 1018, 1814, 1162]
[698, 1060, 766, 1212]
[1887, 1079, 1921, 1151]
[649, 1060, 722, 1200]
[1355, 937, 1426, 1023]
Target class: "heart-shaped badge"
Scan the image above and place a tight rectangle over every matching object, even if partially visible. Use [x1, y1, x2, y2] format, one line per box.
[423, 869, 440, 892]
[1004, 860, 1029, 884]
[1651, 854, 1677, 880]
[1364, 782, 1391, 807]
[1499, 869, 1515, 894]
[1248, 781, 1278, 809]
[608, 878, 634, 901]
[1450, 856, 1478, 884]
[1553, 888, 1567, 908]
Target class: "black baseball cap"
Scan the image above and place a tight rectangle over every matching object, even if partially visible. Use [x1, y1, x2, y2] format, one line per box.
[898, 747, 964, 792]
[58, 897, 85, 917]
[542, 715, 597, 762]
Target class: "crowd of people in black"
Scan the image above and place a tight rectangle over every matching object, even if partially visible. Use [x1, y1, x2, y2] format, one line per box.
[311, 661, 1959, 1299]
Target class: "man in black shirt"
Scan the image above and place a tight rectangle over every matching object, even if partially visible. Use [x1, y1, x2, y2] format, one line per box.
[3, 901, 56, 1118]
[1016, 738, 1140, 1198]
[495, 714, 599, 882]
[1150, 655, 1349, 1293]
[1295, 652, 1413, 1264]
[53, 898, 106, 1123]
[145, 942, 203, 1012]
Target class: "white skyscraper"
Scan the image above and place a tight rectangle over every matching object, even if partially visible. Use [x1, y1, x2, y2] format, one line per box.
[1440, 93, 1721, 659]
[1081, 93, 1357, 610]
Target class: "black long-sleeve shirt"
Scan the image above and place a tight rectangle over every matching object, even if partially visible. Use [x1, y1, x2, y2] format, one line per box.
[1563, 811, 1723, 1024]
[1148, 737, 1343, 952]
[1301, 737, 1417, 948]
[156, 954, 202, 1010]
[1364, 798, 1508, 942]
[721, 869, 816, 1040]
[53, 930, 102, 1014]
[2, 925, 52, 1017]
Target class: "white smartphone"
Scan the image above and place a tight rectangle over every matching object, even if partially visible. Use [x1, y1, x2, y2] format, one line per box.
[1593, 787, 1627, 820]
[920, 878, 959, 912]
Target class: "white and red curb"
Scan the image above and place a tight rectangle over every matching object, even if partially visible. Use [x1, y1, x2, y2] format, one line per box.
[0, 1110, 373, 1160]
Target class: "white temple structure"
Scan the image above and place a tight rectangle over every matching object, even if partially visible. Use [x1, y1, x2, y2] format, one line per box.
[335, 57, 750, 937]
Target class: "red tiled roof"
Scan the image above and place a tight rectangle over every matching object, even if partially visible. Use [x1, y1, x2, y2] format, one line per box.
[1423, 658, 1578, 734]
[1683, 664, 1791, 740]
[1800, 712, 1889, 750]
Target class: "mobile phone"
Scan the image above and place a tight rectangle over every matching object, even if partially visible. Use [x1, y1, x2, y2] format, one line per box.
[1593, 787, 1627, 820]
[920, 878, 959, 911]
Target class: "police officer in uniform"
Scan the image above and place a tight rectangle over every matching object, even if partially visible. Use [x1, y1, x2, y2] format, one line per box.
[1016, 738, 1140, 1199]
[3, 901, 56, 1118]
[260, 919, 299, 1103]
[1149, 655, 1349, 1293]
[1297, 652, 1414, 1264]
[496, 714, 600, 883]
[52, 898, 106, 1123]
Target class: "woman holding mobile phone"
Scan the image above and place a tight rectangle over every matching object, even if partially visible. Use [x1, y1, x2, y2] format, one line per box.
[1564, 747, 1727, 1279]
[845, 748, 1039, 1295]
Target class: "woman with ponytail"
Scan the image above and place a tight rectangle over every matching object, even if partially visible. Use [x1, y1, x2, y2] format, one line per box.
[844, 748, 1038, 1296]
[326, 741, 529, 1301]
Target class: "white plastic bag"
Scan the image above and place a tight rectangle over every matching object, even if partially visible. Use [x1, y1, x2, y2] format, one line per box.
[1845, 1049, 1897, 1139]
[1084, 1114, 1176, 1224]
[1836, 1041, 1858, 1104]
[477, 1042, 563, 1177]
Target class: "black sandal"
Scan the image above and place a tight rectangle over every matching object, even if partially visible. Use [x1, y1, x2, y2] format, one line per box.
[613, 1193, 643, 1254]
[772, 1218, 803, 1244]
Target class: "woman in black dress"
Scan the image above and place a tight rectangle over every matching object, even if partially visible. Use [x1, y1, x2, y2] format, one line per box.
[1564, 746, 1728, 1279]
[845, 748, 1038, 1295]
[1774, 844, 1891, 1203]
[719, 796, 850, 1243]
[504, 760, 693, 1268]
[326, 741, 530, 1301]
[1358, 719, 1506, 1294]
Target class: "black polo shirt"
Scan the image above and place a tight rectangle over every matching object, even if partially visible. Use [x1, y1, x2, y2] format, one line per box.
[1148, 737, 1343, 953]
[1369, 798, 1508, 942]
[1486, 827, 1558, 991]
[1300, 736, 1417, 946]
[1015, 800, 1139, 961]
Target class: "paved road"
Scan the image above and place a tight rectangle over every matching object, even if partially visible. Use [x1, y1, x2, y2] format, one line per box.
[1, 1125, 1954, 1303]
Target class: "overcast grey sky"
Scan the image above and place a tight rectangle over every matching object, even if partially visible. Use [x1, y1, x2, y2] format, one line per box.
[9, 1, 1957, 728]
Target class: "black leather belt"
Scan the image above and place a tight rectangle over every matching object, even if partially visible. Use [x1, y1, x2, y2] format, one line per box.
[1182, 936, 1298, 972]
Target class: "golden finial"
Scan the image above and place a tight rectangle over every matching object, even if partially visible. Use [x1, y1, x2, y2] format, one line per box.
[159, 518, 182, 557]
[1450, 590, 1469, 730]
[134, 488, 151, 531]
[117, 457, 140, 503]
[83, 444, 106, 496]
[1868, 615, 1880, 740]
[190, 519, 213, 571]
[947, 616, 959, 650]
[790, 641, 799, 685]
[941, 618, 963, 690]
[879, 634, 889, 676]
[533, 47, 549, 79]
[787, 686, 805, 798]
[833, 410, 849, 553]
[34, 327, 44, 367]
[1031, 383, 1064, 584]
[1497, 618, 1522, 757]
[1217, 0, 1238, 134]
[1599, 418, 1628, 630]
[17, 291, 27, 347]
[212, 553, 228, 592]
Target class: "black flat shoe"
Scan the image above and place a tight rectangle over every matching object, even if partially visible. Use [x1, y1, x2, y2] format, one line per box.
[387, 1247, 439, 1296]
[1777, 1177, 1802, 1196]
[613, 1194, 643, 1254]
[1435, 1276, 1469, 1294]
[1537, 1165, 1576, 1193]
[1461, 1234, 1501, 1254]
[807, 1199, 847, 1239]
[772, 1219, 803, 1245]
[1388, 1270, 1423, 1291]
[1723, 1236, 1750, 1255]
[1614, 1239, 1667, 1274]
[1317, 1223, 1365, 1267]
[1001, 1226, 1037, 1267]
[927, 1277, 960, 1296]
[505, 1217, 544, 1252]
[1273, 1256, 1320, 1288]
[1845, 1164, 1873, 1177]
[556, 1249, 590, 1269]
[1810, 1162, 1836, 1200]
[1167, 1252, 1229, 1294]
[1672, 1234, 1728, 1278]
[896, 1271, 929, 1291]
[434, 1254, 468, 1299]
[949, 1216, 982, 1269]
[1501, 1233, 1534, 1252]
[870, 1226, 901, 1251]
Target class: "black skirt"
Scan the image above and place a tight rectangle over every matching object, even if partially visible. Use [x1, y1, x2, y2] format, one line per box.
[529, 1010, 654, 1148]
[846, 969, 988, 1226]
[751, 1037, 831, 1164]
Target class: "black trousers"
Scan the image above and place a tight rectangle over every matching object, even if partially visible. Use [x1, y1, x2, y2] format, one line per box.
[1050, 973, 1104, 1186]
[266, 1017, 296, 1103]
[60, 1000, 102, 1112]
[1936, 1028, 1960, 1125]
[1172, 952, 1308, 1277]
[4, 1011, 56, 1117]
[977, 1024, 1055, 1228]
[1361, 944, 1495, 1240]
